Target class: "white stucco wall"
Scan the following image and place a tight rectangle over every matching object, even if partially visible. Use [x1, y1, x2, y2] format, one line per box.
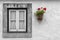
[0, 1, 60, 40]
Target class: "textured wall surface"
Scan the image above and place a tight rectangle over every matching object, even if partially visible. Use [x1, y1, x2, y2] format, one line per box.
[0, 0, 60, 1]
[0, 1, 60, 40]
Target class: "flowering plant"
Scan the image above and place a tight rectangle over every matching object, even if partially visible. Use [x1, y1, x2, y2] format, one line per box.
[35, 7, 46, 16]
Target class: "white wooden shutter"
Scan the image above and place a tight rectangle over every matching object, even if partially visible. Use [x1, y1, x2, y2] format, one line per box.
[9, 10, 16, 31]
[19, 10, 26, 31]
[9, 9, 26, 32]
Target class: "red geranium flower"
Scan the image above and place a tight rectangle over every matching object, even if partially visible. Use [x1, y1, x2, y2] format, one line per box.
[37, 8, 40, 10]
[43, 8, 46, 11]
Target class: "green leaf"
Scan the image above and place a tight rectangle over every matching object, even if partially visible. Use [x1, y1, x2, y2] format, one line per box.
[36, 10, 45, 16]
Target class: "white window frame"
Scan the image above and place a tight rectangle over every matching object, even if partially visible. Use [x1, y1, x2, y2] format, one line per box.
[9, 9, 26, 32]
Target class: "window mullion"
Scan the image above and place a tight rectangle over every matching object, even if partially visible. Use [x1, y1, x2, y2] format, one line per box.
[16, 10, 19, 31]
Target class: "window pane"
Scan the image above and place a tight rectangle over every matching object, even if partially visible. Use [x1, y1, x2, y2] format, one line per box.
[10, 11, 16, 19]
[10, 20, 16, 29]
[19, 21, 24, 29]
[19, 11, 24, 20]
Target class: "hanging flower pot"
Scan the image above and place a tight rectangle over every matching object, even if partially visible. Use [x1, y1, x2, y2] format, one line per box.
[37, 13, 43, 20]
[35, 7, 46, 21]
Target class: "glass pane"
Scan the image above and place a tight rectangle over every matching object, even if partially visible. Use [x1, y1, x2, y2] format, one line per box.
[10, 11, 16, 19]
[19, 21, 25, 29]
[19, 11, 24, 20]
[10, 20, 16, 29]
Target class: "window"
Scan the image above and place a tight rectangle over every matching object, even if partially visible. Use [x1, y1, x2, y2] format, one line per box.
[7, 8, 27, 33]
[3, 3, 32, 38]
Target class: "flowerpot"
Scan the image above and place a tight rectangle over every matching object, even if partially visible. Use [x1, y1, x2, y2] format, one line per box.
[37, 14, 43, 20]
